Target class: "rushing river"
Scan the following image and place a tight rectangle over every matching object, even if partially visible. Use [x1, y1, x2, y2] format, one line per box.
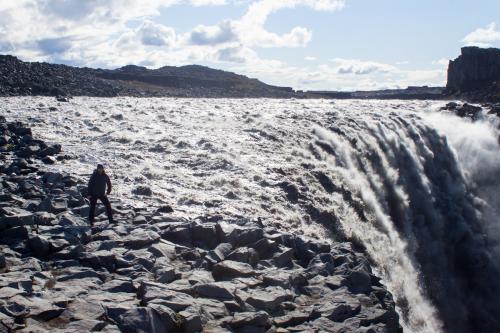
[2, 97, 499, 333]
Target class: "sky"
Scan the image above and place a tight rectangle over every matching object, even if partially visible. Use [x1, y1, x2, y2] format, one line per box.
[0, 0, 499, 91]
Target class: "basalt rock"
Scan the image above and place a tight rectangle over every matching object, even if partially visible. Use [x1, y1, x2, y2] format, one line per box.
[0, 118, 402, 333]
[447, 47, 500, 102]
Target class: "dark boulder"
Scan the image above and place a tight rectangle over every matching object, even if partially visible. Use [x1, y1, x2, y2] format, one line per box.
[132, 186, 153, 196]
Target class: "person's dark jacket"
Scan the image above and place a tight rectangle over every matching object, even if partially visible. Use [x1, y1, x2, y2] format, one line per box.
[88, 170, 112, 196]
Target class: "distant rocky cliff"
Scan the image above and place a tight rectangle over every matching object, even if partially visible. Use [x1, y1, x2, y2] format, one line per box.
[447, 47, 500, 102]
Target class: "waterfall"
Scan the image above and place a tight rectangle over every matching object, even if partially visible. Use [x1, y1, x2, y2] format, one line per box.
[309, 108, 500, 332]
[3, 97, 500, 332]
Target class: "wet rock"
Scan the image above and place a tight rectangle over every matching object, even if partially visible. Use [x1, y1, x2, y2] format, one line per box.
[80, 250, 117, 272]
[162, 223, 192, 246]
[343, 268, 373, 294]
[132, 186, 153, 196]
[133, 215, 148, 225]
[1, 225, 30, 240]
[101, 279, 136, 294]
[140, 281, 194, 311]
[179, 306, 203, 333]
[37, 197, 68, 214]
[42, 172, 63, 185]
[39, 143, 61, 156]
[41, 156, 56, 164]
[6, 295, 65, 321]
[148, 303, 178, 331]
[250, 238, 279, 259]
[227, 311, 271, 329]
[278, 181, 300, 202]
[206, 243, 233, 265]
[115, 307, 166, 333]
[155, 265, 177, 284]
[191, 223, 218, 249]
[216, 223, 264, 247]
[212, 260, 255, 281]
[226, 247, 259, 267]
[156, 205, 174, 213]
[0, 207, 34, 229]
[121, 229, 160, 249]
[312, 296, 361, 322]
[27, 235, 51, 257]
[245, 286, 294, 312]
[194, 282, 237, 300]
[274, 309, 311, 327]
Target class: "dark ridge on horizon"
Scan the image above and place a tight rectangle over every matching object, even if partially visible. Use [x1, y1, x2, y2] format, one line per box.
[0, 46, 498, 101]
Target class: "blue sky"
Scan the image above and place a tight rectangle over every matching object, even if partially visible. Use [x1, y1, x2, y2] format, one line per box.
[0, 0, 499, 90]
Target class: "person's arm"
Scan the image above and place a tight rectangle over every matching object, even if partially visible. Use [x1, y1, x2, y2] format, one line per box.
[87, 174, 95, 196]
[106, 174, 112, 195]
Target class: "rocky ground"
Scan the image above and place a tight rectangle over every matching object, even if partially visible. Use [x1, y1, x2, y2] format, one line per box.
[0, 115, 401, 332]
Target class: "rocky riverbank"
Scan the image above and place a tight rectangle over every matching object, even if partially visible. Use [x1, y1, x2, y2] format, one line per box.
[0, 55, 296, 99]
[0, 115, 401, 332]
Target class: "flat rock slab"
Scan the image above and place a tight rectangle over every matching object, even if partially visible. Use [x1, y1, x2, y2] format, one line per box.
[245, 286, 294, 312]
[212, 260, 255, 281]
[121, 229, 160, 249]
[227, 311, 271, 329]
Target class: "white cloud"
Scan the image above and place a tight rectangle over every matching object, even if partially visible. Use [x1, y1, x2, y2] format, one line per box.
[463, 22, 500, 47]
[188, 21, 237, 45]
[137, 20, 177, 47]
[330, 58, 398, 75]
[0, 0, 448, 90]
[431, 58, 449, 66]
[190, 0, 227, 5]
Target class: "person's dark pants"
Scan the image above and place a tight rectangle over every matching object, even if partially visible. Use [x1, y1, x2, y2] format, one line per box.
[89, 195, 113, 224]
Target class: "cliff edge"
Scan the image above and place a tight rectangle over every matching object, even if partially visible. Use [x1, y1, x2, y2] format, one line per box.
[447, 46, 500, 102]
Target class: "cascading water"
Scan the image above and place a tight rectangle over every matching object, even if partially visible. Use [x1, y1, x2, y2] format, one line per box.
[309, 107, 500, 332]
[2, 97, 499, 332]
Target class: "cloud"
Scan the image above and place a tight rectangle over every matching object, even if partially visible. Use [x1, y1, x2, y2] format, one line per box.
[188, 21, 237, 45]
[137, 20, 177, 46]
[463, 22, 500, 47]
[190, 0, 227, 5]
[330, 58, 398, 75]
[0, 0, 448, 91]
[37, 37, 74, 54]
[215, 45, 257, 63]
[432, 58, 449, 66]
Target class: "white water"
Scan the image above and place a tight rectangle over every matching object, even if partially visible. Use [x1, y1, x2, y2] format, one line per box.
[2, 97, 499, 332]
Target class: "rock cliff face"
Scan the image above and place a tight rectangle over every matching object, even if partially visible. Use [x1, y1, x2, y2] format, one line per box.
[447, 47, 500, 93]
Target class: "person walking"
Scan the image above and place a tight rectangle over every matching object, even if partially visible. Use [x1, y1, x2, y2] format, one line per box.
[87, 164, 113, 225]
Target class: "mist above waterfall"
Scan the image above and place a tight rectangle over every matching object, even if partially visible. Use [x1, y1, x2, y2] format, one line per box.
[2, 97, 499, 332]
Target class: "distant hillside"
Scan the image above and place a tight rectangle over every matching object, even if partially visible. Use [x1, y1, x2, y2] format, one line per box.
[0, 55, 296, 98]
[306, 86, 446, 100]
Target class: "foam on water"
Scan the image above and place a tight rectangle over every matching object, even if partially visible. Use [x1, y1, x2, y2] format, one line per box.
[2, 97, 499, 332]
